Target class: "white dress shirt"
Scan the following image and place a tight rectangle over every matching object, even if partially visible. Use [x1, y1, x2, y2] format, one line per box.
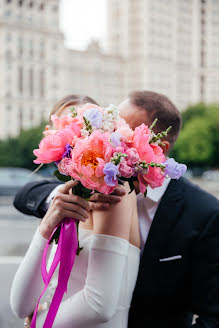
[137, 177, 171, 253]
[45, 178, 171, 253]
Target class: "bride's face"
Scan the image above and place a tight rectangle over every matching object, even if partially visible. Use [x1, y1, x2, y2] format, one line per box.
[118, 99, 149, 130]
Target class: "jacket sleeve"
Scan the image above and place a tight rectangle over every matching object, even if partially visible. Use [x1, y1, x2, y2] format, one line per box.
[13, 180, 63, 218]
[191, 208, 219, 327]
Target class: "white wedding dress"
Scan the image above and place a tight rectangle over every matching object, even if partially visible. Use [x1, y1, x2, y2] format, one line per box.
[10, 227, 140, 327]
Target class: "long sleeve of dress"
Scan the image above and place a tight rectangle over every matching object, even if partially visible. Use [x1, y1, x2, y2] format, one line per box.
[10, 227, 48, 318]
[37, 233, 130, 327]
[10, 228, 131, 327]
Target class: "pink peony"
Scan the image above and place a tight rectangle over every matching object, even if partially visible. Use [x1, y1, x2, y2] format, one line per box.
[33, 125, 81, 164]
[132, 124, 155, 164]
[119, 161, 133, 178]
[77, 103, 104, 116]
[58, 157, 74, 176]
[132, 124, 166, 189]
[51, 114, 83, 130]
[113, 145, 127, 154]
[140, 144, 166, 189]
[116, 120, 134, 143]
[70, 130, 115, 194]
[43, 129, 57, 137]
[125, 148, 140, 166]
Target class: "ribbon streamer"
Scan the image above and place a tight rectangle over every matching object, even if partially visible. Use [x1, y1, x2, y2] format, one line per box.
[31, 218, 78, 328]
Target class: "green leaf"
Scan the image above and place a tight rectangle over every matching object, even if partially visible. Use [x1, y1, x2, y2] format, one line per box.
[128, 180, 135, 194]
[53, 170, 72, 182]
[144, 190, 147, 197]
[72, 181, 96, 199]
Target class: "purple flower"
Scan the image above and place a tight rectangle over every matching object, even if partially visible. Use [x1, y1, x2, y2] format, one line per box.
[62, 143, 72, 158]
[110, 132, 121, 147]
[103, 162, 119, 186]
[163, 158, 187, 180]
[84, 108, 103, 128]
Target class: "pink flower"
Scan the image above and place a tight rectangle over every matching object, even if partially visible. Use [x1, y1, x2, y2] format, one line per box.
[33, 125, 81, 164]
[77, 103, 104, 116]
[116, 120, 134, 143]
[70, 130, 115, 194]
[132, 124, 166, 189]
[113, 145, 127, 154]
[140, 144, 166, 189]
[58, 157, 74, 176]
[51, 114, 83, 130]
[125, 148, 140, 166]
[138, 174, 148, 194]
[119, 161, 133, 178]
[132, 124, 155, 164]
[43, 129, 57, 137]
[132, 124, 151, 147]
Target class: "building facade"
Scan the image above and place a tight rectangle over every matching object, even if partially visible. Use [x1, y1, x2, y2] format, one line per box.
[107, 0, 219, 109]
[0, 0, 218, 139]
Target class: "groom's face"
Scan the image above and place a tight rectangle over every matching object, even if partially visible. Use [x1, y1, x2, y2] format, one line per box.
[119, 98, 171, 156]
[118, 99, 149, 130]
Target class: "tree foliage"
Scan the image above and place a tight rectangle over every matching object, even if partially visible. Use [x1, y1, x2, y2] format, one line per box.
[0, 123, 46, 170]
[171, 103, 219, 167]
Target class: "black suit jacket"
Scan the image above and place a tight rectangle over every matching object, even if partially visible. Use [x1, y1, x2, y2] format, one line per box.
[14, 177, 219, 328]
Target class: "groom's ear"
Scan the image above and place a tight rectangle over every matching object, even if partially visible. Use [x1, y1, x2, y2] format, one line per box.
[160, 140, 170, 154]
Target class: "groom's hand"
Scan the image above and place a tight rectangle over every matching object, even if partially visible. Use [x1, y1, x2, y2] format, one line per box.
[89, 186, 126, 211]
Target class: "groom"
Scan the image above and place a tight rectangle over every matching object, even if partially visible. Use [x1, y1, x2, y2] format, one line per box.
[14, 91, 219, 328]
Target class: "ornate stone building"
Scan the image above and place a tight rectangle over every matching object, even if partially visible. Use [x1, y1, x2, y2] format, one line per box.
[107, 0, 219, 110]
[0, 0, 219, 139]
[0, 0, 124, 139]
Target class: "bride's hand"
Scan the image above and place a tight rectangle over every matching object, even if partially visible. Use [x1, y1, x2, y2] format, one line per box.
[24, 304, 45, 327]
[39, 180, 90, 239]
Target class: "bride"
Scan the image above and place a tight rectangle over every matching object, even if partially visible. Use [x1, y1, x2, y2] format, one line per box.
[10, 97, 141, 328]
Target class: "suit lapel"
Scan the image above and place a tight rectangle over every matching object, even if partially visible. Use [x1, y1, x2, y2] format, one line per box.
[140, 178, 185, 270]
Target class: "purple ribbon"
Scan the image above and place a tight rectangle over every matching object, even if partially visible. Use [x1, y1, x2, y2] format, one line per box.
[31, 218, 78, 328]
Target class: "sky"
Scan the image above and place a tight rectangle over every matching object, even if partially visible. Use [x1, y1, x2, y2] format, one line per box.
[60, 0, 107, 50]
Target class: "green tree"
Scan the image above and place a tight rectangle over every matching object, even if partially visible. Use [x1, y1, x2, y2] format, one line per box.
[171, 103, 219, 167]
[0, 123, 46, 170]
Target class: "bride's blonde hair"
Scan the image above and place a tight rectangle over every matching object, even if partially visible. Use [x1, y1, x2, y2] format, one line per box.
[49, 94, 99, 123]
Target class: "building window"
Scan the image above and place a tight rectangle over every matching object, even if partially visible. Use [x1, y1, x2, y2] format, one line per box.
[30, 107, 34, 124]
[52, 5, 58, 12]
[40, 40, 44, 56]
[6, 32, 12, 42]
[18, 0, 23, 6]
[40, 70, 44, 97]
[19, 107, 23, 131]
[200, 74, 205, 101]
[29, 40, 33, 57]
[29, 1, 33, 8]
[18, 66, 23, 93]
[4, 9, 11, 16]
[18, 37, 23, 56]
[29, 68, 33, 96]
[6, 0, 12, 3]
[39, 3, 44, 10]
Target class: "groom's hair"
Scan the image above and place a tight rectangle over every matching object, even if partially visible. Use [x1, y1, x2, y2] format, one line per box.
[129, 90, 182, 147]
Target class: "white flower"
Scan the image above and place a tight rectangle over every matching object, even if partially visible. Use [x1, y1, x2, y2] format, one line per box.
[101, 104, 120, 132]
[81, 129, 90, 137]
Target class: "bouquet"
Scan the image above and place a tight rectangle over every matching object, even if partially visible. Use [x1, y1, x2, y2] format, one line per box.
[31, 103, 186, 327]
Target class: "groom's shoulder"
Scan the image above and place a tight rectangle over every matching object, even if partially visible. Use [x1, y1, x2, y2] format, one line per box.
[173, 177, 219, 216]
